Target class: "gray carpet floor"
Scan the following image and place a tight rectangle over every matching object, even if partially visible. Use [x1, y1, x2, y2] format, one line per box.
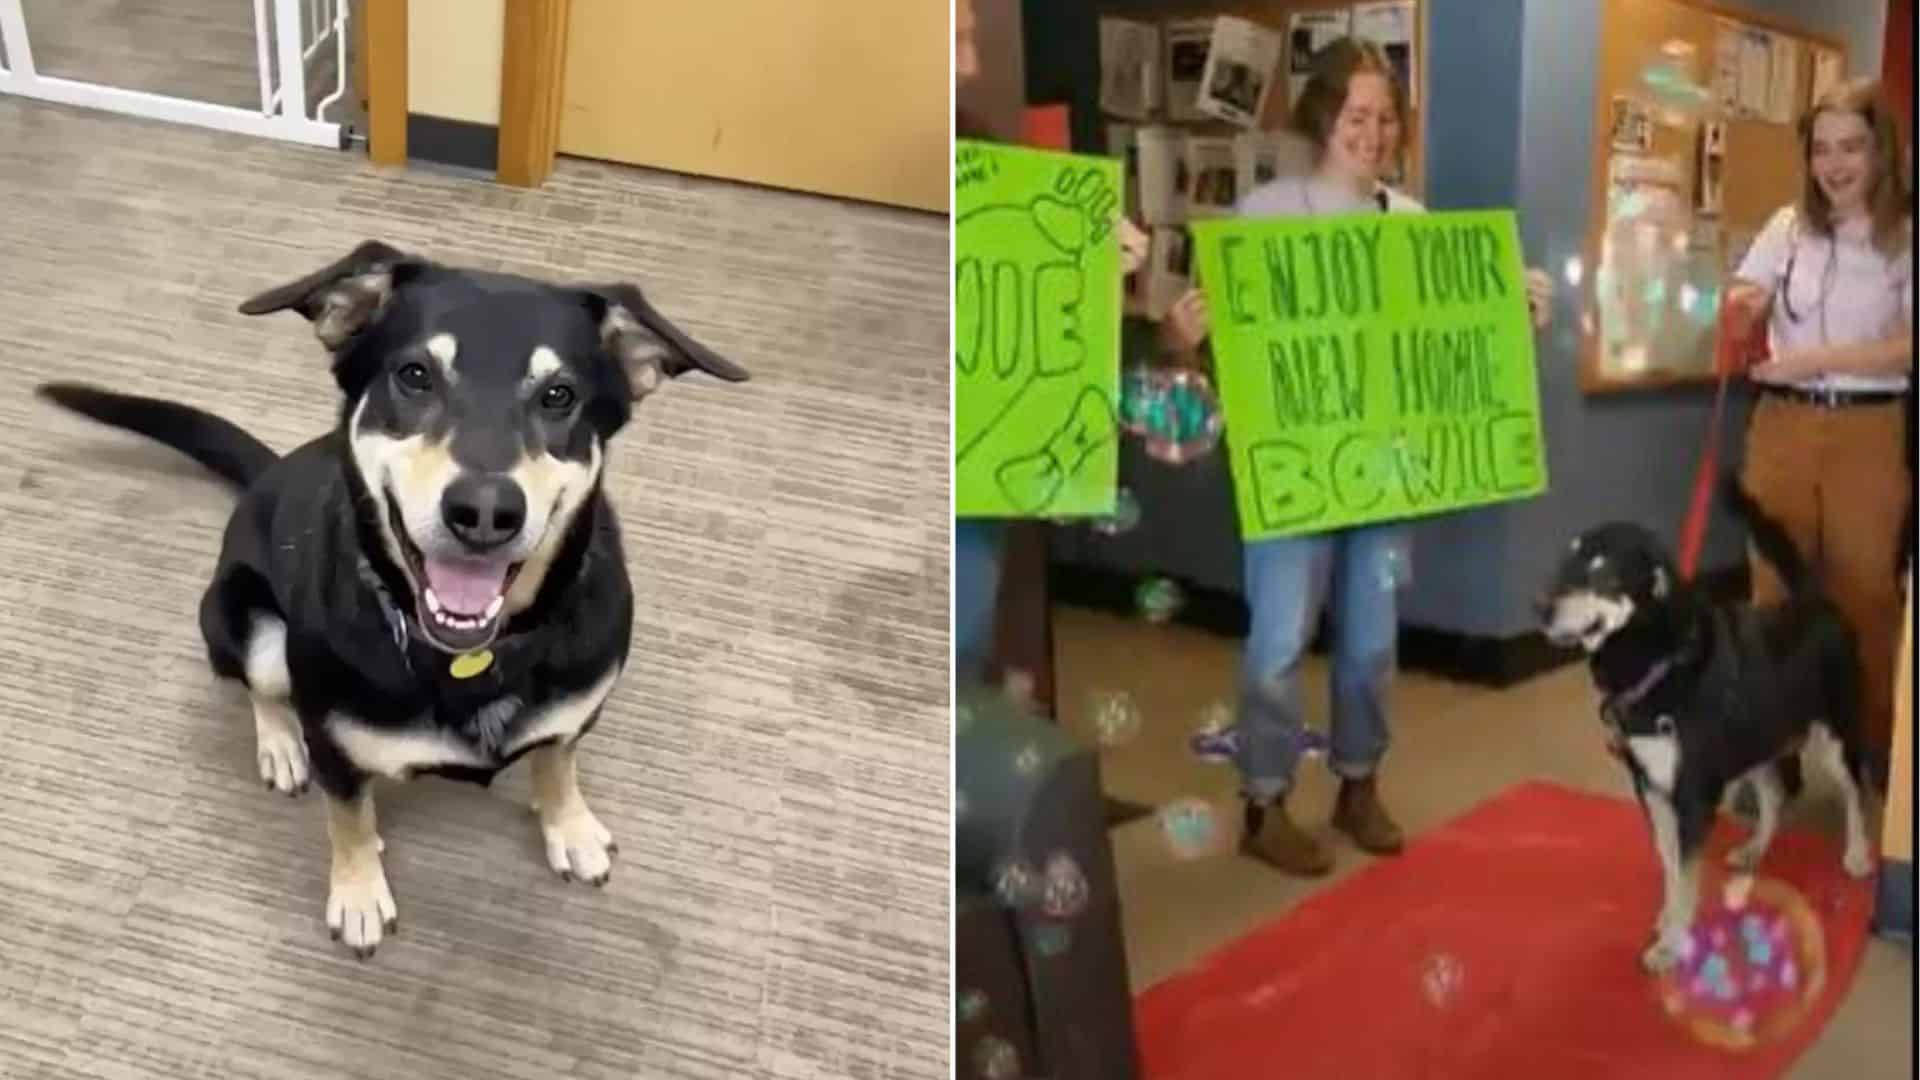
[0, 98, 951, 1079]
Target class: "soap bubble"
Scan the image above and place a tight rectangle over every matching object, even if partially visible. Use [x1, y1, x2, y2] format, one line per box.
[1127, 368, 1224, 466]
[1090, 488, 1142, 536]
[1033, 923, 1074, 958]
[974, 1036, 1020, 1079]
[1012, 741, 1044, 777]
[1638, 40, 1717, 126]
[956, 703, 975, 735]
[1421, 953, 1465, 1007]
[1089, 689, 1143, 748]
[1119, 365, 1156, 432]
[1159, 797, 1221, 859]
[1379, 544, 1412, 592]
[992, 858, 1041, 908]
[1039, 851, 1090, 919]
[1188, 703, 1238, 763]
[958, 988, 989, 1024]
[1136, 576, 1185, 623]
[1587, 155, 1723, 379]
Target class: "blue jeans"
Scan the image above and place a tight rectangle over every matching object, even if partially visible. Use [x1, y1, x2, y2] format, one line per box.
[1235, 523, 1410, 802]
[955, 518, 1005, 685]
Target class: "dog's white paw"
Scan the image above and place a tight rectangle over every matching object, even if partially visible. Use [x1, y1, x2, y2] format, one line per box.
[326, 861, 398, 960]
[1844, 846, 1872, 879]
[255, 717, 310, 797]
[540, 806, 617, 886]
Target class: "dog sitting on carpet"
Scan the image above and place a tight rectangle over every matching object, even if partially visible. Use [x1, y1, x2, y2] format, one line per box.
[1536, 475, 1876, 975]
[37, 240, 748, 959]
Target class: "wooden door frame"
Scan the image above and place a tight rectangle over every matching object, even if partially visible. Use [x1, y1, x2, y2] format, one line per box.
[362, 0, 408, 165]
[498, 0, 571, 187]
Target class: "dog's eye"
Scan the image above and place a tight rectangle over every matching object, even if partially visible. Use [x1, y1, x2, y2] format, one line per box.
[394, 362, 433, 393]
[540, 384, 577, 412]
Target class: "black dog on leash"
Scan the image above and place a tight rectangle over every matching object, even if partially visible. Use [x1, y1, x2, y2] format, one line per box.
[1537, 476, 1875, 974]
[38, 240, 748, 958]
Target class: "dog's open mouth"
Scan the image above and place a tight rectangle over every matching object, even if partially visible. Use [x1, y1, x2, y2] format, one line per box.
[1540, 606, 1605, 647]
[388, 501, 521, 654]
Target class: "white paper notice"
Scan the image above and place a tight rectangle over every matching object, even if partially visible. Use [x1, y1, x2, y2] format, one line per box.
[1809, 45, 1843, 107]
[1195, 16, 1284, 128]
[1108, 122, 1142, 221]
[1098, 19, 1161, 121]
[1234, 129, 1312, 195]
[1285, 10, 1351, 109]
[1712, 19, 1741, 112]
[1766, 35, 1801, 123]
[1736, 28, 1772, 118]
[1145, 227, 1191, 321]
[1136, 125, 1187, 226]
[1163, 18, 1215, 123]
[1351, 0, 1417, 106]
[1182, 136, 1240, 219]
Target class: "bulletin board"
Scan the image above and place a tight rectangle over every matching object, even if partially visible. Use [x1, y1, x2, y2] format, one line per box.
[1097, 0, 1428, 197]
[1579, 0, 1847, 394]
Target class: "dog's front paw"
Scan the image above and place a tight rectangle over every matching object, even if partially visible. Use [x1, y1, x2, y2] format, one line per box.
[1844, 845, 1873, 879]
[326, 861, 398, 960]
[540, 806, 617, 886]
[254, 710, 310, 797]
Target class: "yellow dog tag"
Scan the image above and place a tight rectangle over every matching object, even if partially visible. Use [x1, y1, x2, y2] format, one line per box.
[449, 649, 495, 679]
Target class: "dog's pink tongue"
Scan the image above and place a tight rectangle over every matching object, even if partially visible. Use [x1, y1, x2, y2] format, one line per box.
[423, 558, 508, 615]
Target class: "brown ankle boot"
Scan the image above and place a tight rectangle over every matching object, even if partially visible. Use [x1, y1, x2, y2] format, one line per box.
[1240, 798, 1333, 876]
[1332, 776, 1405, 854]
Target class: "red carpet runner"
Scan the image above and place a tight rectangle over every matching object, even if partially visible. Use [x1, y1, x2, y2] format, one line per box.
[1135, 782, 1874, 1079]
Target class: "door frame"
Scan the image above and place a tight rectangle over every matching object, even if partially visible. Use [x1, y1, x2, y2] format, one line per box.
[496, 0, 569, 187]
[0, 0, 346, 148]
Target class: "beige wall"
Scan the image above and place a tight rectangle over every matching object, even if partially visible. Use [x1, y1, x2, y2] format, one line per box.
[408, 0, 504, 125]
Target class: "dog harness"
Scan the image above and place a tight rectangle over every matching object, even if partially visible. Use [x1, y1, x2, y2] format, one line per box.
[1600, 657, 1674, 760]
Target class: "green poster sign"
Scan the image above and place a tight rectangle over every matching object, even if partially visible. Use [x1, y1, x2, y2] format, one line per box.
[954, 140, 1120, 518]
[1189, 209, 1549, 541]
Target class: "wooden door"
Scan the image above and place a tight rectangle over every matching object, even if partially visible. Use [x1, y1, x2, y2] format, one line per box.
[1884, 576, 1912, 866]
[558, 0, 949, 212]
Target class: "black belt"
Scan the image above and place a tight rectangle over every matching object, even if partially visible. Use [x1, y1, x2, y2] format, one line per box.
[1756, 382, 1910, 408]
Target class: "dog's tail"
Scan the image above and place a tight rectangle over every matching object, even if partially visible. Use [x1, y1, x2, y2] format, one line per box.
[1720, 472, 1813, 594]
[36, 382, 278, 491]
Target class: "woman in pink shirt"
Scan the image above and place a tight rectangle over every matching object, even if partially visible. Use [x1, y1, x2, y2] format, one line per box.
[1726, 77, 1913, 782]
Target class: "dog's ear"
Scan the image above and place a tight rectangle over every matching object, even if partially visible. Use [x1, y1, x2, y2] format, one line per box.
[238, 240, 427, 350]
[579, 283, 750, 399]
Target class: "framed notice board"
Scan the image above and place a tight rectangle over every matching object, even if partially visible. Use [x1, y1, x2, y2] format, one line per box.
[1579, 0, 1846, 394]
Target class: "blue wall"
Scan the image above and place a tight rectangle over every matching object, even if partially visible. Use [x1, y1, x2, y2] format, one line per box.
[1403, 0, 1889, 638]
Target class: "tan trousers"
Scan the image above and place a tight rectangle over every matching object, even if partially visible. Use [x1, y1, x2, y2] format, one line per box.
[1741, 394, 1912, 768]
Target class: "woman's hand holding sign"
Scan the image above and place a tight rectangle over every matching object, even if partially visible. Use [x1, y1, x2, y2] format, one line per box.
[1160, 287, 1212, 364]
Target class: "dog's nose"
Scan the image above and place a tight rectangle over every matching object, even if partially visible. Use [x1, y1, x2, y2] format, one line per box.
[442, 474, 527, 551]
[1532, 594, 1554, 621]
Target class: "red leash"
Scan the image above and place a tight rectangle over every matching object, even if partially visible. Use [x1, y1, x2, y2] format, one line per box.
[1676, 299, 1766, 580]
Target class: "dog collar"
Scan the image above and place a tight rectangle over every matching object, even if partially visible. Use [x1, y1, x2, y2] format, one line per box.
[357, 559, 412, 660]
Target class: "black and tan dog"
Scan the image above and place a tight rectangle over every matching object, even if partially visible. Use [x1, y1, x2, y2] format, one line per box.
[1537, 476, 1875, 974]
[38, 241, 748, 958]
